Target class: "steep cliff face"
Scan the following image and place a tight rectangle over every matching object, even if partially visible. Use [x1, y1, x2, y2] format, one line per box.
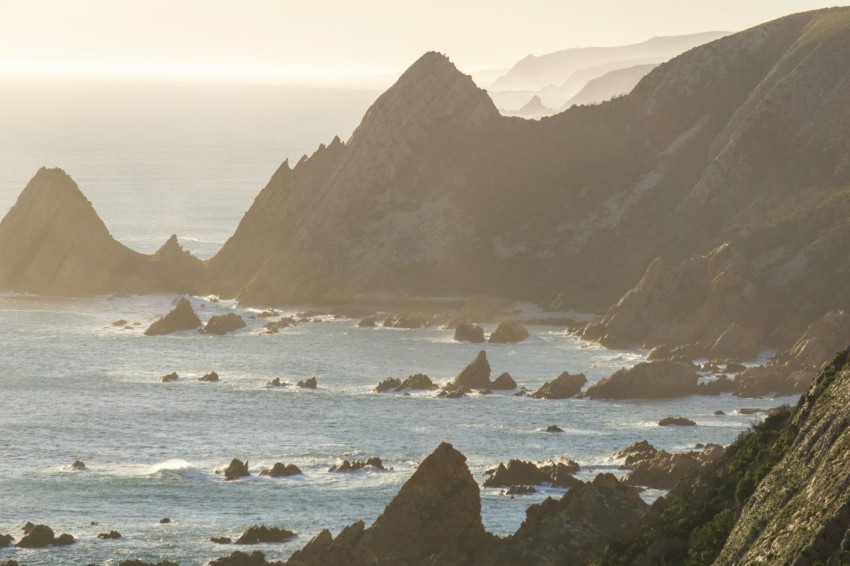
[0, 168, 204, 296]
[716, 349, 850, 564]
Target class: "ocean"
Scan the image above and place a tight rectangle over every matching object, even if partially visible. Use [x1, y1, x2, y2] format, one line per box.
[0, 78, 794, 564]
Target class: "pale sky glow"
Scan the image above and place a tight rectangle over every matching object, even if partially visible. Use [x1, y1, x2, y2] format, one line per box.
[0, 0, 843, 85]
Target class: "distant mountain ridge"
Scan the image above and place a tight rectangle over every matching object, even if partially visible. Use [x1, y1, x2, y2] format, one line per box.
[489, 31, 728, 92]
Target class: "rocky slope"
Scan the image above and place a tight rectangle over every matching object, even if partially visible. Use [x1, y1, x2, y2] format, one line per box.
[561, 63, 657, 109]
[0, 168, 204, 296]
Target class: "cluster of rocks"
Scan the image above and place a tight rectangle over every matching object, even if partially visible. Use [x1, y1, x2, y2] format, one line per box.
[158, 370, 222, 383]
[483, 458, 581, 489]
[262, 317, 297, 334]
[143, 297, 250, 336]
[532, 371, 587, 399]
[10, 522, 75, 548]
[328, 458, 385, 473]
[452, 320, 530, 344]
[284, 441, 650, 565]
[374, 373, 438, 393]
[615, 440, 725, 489]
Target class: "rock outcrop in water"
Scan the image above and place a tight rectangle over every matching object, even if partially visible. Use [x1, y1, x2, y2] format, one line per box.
[451, 350, 492, 389]
[483, 459, 581, 489]
[580, 360, 698, 399]
[532, 371, 587, 399]
[204, 313, 246, 335]
[16, 524, 75, 548]
[488, 321, 529, 343]
[144, 297, 201, 336]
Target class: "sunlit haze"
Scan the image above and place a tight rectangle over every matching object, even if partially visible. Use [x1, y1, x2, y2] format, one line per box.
[0, 0, 841, 85]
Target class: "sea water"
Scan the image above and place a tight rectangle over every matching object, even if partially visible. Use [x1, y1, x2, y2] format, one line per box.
[0, 78, 796, 564]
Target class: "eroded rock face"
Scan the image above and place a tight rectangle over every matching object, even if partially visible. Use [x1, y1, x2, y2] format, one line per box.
[483, 459, 581, 489]
[736, 310, 850, 397]
[532, 371, 587, 399]
[452, 350, 491, 389]
[582, 244, 764, 356]
[204, 313, 247, 335]
[489, 321, 529, 343]
[144, 298, 201, 336]
[454, 322, 485, 343]
[618, 442, 725, 489]
[581, 360, 698, 399]
[287, 442, 488, 565]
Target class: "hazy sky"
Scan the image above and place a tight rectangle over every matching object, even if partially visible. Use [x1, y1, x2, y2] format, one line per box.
[0, 0, 842, 84]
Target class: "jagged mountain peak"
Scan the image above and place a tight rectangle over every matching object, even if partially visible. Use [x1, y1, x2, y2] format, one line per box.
[347, 50, 498, 150]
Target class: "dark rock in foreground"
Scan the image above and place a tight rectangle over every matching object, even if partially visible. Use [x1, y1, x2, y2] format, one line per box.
[488, 321, 529, 343]
[0, 533, 13, 548]
[658, 416, 696, 426]
[224, 458, 250, 481]
[289, 441, 488, 565]
[329, 457, 384, 473]
[532, 371, 587, 399]
[205, 313, 247, 335]
[581, 360, 698, 399]
[454, 322, 485, 343]
[259, 463, 302, 477]
[211, 550, 281, 565]
[483, 459, 580, 489]
[235, 525, 296, 544]
[619, 442, 725, 489]
[144, 297, 201, 336]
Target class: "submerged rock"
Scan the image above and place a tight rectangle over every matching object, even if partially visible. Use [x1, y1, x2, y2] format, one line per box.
[658, 416, 696, 426]
[235, 525, 296, 544]
[532, 371, 587, 399]
[98, 530, 121, 539]
[488, 321, 529, 343]
[204, 313, 247, 335]
[144, 297, 201, 336]
[545, 425, 564, 433]
[210, 536, 232, 544]
[70, 459, 86, 470]
[224, 458, 250, 481]
[159, 518, 171, 524]
[263, 317, 296, 334]
[454, 322, 485, 343]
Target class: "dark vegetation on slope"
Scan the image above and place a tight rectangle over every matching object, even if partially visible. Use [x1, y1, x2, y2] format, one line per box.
[596, 348, 850, 565]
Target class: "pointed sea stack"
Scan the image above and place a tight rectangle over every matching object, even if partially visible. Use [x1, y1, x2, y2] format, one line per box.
[0, 168, 206, 296]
